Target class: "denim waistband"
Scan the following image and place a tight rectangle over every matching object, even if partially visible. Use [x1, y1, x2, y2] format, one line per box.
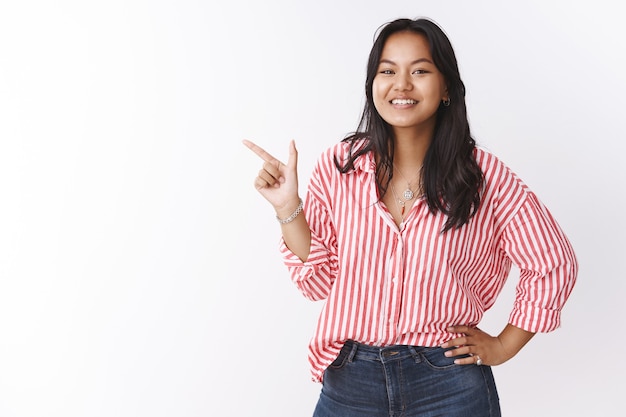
[343, 340, 447, 363]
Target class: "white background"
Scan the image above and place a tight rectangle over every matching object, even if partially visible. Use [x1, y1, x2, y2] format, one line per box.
[0, 0, 624, 416]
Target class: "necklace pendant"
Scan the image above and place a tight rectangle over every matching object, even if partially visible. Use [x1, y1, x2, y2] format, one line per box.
[403, 189, 414, 201]
[398, 199, 406, 215]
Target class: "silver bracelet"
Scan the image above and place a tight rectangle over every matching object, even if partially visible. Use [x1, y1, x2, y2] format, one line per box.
[276, 199, 303, 224]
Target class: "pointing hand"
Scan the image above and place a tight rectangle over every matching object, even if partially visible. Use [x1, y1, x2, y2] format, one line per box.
[242, 139, 300, 216]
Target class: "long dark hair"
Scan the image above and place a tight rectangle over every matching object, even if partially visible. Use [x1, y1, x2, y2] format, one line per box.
[334, 18, 483, 231]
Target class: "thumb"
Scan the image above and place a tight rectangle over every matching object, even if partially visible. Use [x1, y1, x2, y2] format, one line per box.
[286, 140, 298, 171]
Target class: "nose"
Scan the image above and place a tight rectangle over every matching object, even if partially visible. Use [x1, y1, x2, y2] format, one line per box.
[393, 72, 412, 91]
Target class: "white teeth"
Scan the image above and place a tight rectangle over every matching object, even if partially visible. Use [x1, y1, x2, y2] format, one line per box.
[391, 99, 418, 105]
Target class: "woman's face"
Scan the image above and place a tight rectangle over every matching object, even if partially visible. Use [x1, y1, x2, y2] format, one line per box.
[373, 31, 448, 138]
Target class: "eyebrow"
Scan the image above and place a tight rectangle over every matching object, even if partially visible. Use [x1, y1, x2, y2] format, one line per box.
[379, 58, 433, 65]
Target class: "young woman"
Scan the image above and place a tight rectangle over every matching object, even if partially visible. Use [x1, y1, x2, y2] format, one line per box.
[244, 17, 577, 417]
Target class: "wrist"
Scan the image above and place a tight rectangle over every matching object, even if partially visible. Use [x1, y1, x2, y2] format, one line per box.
[275, 198, 303, 224]
[497, 324, 535, 359]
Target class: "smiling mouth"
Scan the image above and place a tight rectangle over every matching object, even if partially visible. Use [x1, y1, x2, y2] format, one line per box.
[391, 99, 418, 105]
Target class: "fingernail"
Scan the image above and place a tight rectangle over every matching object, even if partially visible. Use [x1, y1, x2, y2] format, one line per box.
[444, 351, 451, 357]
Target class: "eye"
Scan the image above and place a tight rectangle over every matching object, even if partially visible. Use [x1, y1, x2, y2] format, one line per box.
[412, 69, 429, 75]
[378, 69, 394, 75]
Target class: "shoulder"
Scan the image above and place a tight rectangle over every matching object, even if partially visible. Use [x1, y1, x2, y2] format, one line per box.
[307, 139, 371, 201]
[474, 147, 527, 192]
[320, 138, 368, 158]
[474, 147, 532, 219]
[319, 141, 349, 160]
[316, 138, 373, 172]
[474, 147, 508, 176]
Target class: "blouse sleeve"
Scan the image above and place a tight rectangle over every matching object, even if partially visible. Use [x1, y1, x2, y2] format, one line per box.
[279, 153, 339, 302]
[500, 192, 578, 333]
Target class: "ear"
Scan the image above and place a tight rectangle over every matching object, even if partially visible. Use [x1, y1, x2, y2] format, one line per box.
[442, 86, 451, 106]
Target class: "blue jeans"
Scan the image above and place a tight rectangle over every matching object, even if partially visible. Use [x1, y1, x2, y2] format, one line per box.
[313, 341, 501, 417]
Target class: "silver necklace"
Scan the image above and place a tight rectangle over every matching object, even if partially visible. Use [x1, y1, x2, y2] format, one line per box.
[394, 165, 421, 201]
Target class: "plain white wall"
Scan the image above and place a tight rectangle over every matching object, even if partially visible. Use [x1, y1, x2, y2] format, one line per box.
[0, 0, 623, 416]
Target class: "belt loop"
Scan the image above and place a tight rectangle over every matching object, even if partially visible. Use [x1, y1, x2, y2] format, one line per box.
[347, 340, 358, 363]
[407, 345, 422, 363]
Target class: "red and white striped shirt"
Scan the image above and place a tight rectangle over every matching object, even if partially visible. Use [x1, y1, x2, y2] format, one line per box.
[280, 140, 577, 382]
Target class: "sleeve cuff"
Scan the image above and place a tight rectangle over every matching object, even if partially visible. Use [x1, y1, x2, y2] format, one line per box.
[508, 301, 562, 333]
[279, 237, 328, 268]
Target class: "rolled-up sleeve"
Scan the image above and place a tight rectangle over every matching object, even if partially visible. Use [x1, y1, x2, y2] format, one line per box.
[279, 231, 337, 301]
[279, 156, 339, 301]
[500, 192, 578, 332]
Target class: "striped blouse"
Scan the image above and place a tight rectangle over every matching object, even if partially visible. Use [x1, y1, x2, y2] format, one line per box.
[280, 140, 577, 383]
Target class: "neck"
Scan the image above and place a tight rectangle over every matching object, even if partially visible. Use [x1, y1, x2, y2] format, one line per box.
[391, 124, 434, 169]
[392, 135, 430, 170]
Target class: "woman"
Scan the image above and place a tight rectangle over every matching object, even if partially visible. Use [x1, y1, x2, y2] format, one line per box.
[243, 17, 577, 417]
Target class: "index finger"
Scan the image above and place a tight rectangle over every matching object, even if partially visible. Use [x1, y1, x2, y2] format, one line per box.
[242, 139, 279, 164]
